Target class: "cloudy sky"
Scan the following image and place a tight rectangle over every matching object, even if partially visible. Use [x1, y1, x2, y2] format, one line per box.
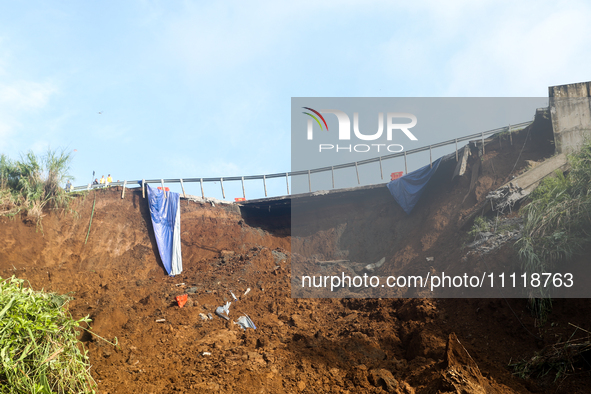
[0, 1, 589, 199]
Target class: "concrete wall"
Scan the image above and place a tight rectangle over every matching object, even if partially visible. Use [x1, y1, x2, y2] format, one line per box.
[549, 81, 591, 154]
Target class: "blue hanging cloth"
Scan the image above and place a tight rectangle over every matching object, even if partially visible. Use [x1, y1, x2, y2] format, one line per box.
[387, 157, 442, 214]
[146, 185, 183, 275]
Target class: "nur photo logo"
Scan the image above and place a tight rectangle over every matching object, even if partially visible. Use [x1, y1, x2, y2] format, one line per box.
[302, 107, 418, 153]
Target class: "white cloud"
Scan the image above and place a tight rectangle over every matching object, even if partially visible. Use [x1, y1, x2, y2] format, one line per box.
[355, 0, 591, 96]
[443, 2, 591, 95]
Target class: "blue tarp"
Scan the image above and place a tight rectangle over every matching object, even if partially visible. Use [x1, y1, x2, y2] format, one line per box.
[147, 185, 182, 276]
[387, 157, 442, 214]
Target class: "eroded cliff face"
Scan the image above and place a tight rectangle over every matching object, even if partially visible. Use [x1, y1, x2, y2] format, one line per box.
[288, 114, 555, 299]
[2, 116, 588, 393]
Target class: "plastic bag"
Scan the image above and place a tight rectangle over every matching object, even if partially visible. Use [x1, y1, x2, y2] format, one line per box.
[176, 294, 188, 308]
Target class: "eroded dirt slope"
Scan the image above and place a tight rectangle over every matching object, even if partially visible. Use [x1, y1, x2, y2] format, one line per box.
[1, 118, 590, 393]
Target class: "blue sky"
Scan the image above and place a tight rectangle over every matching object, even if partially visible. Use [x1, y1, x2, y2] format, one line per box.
[1, 1, 590, 200]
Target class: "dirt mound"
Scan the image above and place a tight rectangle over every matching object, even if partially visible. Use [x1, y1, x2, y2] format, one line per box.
[2, 119, 591, 393]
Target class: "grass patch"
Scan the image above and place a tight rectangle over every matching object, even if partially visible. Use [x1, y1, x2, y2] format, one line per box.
[518, 145, 591, 272]
[0, 276, 96, 393]
[468, 216, 491, 239]
[0, 148, 74, 223]
[516, 142, 591, 319]
[511, 323, 591, 382]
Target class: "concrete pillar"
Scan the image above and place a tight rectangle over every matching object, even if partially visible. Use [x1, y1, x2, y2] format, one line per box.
[549, 81, 591, 154]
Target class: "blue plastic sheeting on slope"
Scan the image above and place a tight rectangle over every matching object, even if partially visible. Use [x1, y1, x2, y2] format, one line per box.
[147, 185, 183, 276]
[387, 157, 442, 215]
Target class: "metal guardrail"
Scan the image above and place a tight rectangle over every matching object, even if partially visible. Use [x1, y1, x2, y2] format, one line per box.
[71, 121, 532, 199]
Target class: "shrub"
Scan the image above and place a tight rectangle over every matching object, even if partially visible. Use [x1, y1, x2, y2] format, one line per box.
[468, 216, 491, 238]
[0, 276, 96, 393]
[517, 142, 591, 315]
[0, 148, 74, 219]
[518, 144, 591, 272]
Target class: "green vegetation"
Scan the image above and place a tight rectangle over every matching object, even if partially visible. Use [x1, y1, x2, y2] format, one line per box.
[516, 142, 591, 319]
[511, 324, 591, 382]
[468, 216, 491, 239]
[0, 148, 74, 220]
[517, 143, 591, 274]
[0, 276, 96, 393]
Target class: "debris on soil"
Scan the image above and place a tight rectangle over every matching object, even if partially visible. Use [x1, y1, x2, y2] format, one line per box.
[466, 216, 523, 255]
[215, 301, 231, 320]
[486, 183, 525, 214]
[175, 294, 188, 308]
[364, 256, 386, 272]
[234, 314, 257, 330]
[230, 291, 238, 302]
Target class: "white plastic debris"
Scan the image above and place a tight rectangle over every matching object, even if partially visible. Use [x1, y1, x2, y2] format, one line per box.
[207, 313, 213, 320]
[202, 352, 212, 356]
[215, 301, 232, 320]
[243, 288, 251, 296]
[230, 291, 238, 302]
[426, 257, 434, 262]
[198, 313, 208, 321]
[234, 314, 257, 330]
[175, 283, 185, 287]
[364, 257, 386, 272]
[155, 319, 166, 323]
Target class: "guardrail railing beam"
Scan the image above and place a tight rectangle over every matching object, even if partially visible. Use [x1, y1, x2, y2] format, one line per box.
[70, 121, 532, 200]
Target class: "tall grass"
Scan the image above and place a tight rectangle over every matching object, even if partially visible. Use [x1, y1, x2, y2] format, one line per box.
[0, 148, 74, 219]
[517, 142, 591, 317]
[518, 144, 591, 269]
[0, 276, 96, 393]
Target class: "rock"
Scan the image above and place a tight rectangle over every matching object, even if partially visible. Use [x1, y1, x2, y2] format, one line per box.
[297, 381, 306, 391]
[368, 369, 398, 392]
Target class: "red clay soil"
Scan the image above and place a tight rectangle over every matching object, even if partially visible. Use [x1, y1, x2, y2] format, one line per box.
[1, 121, 591, 393]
